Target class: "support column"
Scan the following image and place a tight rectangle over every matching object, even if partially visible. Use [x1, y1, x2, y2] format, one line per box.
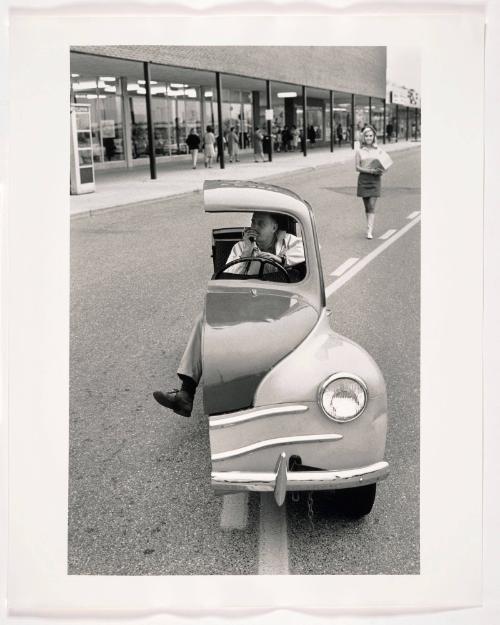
[284, 97, 295, 127]
[200, 86, 206, 136]
[383, 100, 386, 144]
[351, 93, 355, 149]
[143, 62, 157, 179]
[252, 90, 261, 131]
[120, 76, 133, 167]
[302, 85, 307, 156]
[216, 72, 225, 169]
[266, 80, 272, 162]
[329, 90, 334, 152]
[406, 106, 410, 141]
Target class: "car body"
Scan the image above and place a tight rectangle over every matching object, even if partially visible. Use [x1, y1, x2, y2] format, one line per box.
[203, 180, 388, 515]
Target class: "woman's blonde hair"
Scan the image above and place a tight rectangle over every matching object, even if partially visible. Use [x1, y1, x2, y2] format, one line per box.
[360, 124, 378, 147]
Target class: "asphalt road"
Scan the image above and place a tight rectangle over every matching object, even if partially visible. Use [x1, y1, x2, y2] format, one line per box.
[69, 146, 420, 575]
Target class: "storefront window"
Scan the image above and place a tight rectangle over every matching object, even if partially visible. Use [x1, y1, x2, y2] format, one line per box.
[128, 86, 149, 159]
[371, 98, 385, 141]
[354, 95, 370, 142]
[333, 91, 351, 146]
[98, 78, 124, 162]
[412, 108, 420, 140]
[398, 106, 408, 141]
[386, 103, 397, 142]
[306, 106, 323, 144]
[203, 90, 216, 134]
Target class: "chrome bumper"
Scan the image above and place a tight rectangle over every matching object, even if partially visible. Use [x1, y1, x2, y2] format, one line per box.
[212, 458, 389, 505]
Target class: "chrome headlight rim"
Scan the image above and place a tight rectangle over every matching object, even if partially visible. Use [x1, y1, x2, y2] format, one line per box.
[318, 372, 369, 422]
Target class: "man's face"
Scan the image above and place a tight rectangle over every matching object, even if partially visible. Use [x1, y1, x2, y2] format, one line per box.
[251, 213, 278, 244]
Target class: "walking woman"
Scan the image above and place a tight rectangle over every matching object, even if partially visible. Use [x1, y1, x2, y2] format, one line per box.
[355, 125, 384, 239]
[186, 128, 201, 169]
[203, 125, 216, 168]
[253, 127, 265, 162]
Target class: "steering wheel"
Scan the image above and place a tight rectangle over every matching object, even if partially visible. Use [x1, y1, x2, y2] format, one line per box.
[213, 256, 291, 283]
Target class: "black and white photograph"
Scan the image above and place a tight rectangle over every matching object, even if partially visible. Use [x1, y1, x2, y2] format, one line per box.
[6, 6, 488, 618]
[69, 45, 421, 576]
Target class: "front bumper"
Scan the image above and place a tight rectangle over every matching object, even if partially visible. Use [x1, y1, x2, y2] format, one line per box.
[212, 459, 389, 505]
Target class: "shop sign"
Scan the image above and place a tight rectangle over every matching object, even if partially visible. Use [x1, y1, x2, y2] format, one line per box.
[391, 85, 421, 107]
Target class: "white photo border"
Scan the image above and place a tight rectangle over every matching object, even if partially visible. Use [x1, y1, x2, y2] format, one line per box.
[6, 8, 484, 617]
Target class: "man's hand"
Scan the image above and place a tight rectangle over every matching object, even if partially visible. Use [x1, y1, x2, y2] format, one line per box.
[255, 250, 283, 264]
[240, 227, 258, 254]
[242, 227, 258, 245]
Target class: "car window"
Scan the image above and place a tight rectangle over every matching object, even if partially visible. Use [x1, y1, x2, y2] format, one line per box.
[211, 212, 307, 283]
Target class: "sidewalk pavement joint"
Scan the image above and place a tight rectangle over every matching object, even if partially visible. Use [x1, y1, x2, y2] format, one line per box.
[71, 142, 420, 218]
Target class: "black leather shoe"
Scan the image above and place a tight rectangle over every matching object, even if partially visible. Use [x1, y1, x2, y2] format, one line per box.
[153, 389, 193, 417]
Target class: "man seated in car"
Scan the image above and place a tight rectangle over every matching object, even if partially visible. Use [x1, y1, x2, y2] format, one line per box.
[153, 211, 305, 417]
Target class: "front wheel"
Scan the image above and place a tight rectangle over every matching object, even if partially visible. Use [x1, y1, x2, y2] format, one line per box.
[334, 483, 376, 518]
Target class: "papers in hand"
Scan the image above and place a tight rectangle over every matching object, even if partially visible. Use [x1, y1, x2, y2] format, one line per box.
[365, 149, 393, 171]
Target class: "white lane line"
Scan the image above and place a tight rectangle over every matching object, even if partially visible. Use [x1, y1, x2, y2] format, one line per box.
[330, 257, 359, 277]
[258, 493, 289, 575]
[407, 211, 420, 219]
[325, 215, 421, 298]
[379, 229, 397, 240]
[220, 493, 249, 530]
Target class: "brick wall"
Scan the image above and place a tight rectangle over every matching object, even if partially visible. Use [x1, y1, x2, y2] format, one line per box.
[71, 46, 386, 98]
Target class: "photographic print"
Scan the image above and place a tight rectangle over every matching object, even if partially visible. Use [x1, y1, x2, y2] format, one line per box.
[6, 7, 486, 615]
[69, 45, 421, 576]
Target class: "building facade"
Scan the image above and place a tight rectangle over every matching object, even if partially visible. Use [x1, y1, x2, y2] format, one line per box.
[70, 46, 420, 170]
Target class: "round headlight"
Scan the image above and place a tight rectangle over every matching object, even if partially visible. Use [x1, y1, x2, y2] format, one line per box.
[318, 373, 368, 422]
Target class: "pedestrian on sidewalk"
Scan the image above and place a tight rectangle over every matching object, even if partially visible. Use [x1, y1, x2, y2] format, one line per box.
[227, 127, 240, 163]
[386, 121, 394, 143]
[186, 128, 201, 169]
[203, 125, 216, 168]
[291, 125, 299, 151]
[336, 123, 343, 146]
[355, 124, 385, 239]
[253, 127, 265, 162]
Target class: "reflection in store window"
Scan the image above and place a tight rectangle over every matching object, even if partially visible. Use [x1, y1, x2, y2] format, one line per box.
[333, 92, 351, 145]
[371, 98, 385, 140]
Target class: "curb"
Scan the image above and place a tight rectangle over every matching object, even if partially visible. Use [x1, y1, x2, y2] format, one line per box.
[71, 143, 420, 219]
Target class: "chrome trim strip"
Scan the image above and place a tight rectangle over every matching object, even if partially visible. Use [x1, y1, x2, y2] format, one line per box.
[317, 371, 369, 422]
[211, 433, 342, 462]
[212, 461, 389, 493]
[209, 404, 309, 429]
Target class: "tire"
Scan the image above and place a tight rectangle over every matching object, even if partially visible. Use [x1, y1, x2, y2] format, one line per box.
[334, 483, 376, 518]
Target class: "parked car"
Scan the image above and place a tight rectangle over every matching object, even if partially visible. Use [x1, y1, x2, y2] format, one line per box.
[203, 180, 389, 516]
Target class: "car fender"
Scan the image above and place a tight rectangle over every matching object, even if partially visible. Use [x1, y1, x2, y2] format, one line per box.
[254, 308, 387, 407]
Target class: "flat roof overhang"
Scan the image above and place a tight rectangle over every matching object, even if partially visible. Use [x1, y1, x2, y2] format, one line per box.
[70, 51, 384, 101]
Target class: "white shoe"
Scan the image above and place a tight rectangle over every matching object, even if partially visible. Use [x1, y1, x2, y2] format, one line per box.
[366, 230, 373, 239]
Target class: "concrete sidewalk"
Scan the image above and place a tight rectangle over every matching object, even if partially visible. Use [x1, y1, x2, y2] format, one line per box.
[70, 141, 420, 216]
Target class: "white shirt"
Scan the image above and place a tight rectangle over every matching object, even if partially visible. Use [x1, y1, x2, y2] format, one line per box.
[225, 230, 305, 275]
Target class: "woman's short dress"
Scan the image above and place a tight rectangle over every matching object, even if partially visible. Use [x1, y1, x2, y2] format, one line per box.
[203, 133, 216, 158]
[357, 171, 381, 198]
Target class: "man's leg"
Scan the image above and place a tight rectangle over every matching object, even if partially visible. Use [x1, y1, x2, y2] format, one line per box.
[153, 314, 202, 417]
[177, 313, 202, 385]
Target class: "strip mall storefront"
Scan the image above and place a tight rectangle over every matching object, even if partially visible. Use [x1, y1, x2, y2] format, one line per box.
[70, 48, 421, 172]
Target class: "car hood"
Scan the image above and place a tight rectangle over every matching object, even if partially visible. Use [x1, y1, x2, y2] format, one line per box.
[202, 285, 319, 415]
